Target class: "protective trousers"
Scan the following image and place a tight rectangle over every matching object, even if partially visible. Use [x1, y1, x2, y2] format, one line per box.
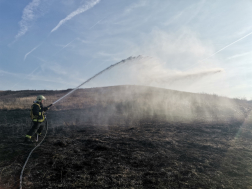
[26, 121, 45, 138]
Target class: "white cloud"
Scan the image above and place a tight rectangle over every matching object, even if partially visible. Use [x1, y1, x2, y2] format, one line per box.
[162, 0, 205, 26]
[46, 63, 68, 76]
[163, 11, 184, 27]
[35, 56, 78, 78]
[11, 67, 40, 89]
[226, 51, 252, 60]
[51, 0, 100, 33]
[124, 0, 146, 14]
[28, 74, 76, 86]
[235, 26, 252, 37]
[0, 69, 22, 77]
[138, 28, 216, 67]
[76, 38, 90, 43]
[15, 0, 41, 39]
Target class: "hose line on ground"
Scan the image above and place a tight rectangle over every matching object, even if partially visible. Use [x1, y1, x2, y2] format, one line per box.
[20, 119, 48, 189]
[19, 55, 144, 189]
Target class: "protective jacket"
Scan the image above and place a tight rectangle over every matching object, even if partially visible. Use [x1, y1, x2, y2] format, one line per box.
[30, 101, 48, 122]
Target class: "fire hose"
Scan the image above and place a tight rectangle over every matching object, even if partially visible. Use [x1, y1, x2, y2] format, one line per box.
[19, 56, 143, 189]
[19, 118, 48, 189]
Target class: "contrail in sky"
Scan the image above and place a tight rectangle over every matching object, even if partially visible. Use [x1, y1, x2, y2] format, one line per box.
[24, 43, 42, 60]
[15, 0, 41, 39]
[18, 38, 76, 88]
[89, 17, 106, 29]
[52, 38, 76, 56]
[89, 13, 112, 29]
[205, 30, 252, 60]
[11, 66, 40, 89]
[51, 0, 100, 33]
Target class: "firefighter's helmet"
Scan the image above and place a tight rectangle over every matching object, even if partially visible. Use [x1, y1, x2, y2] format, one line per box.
[36, 95, 46, 102]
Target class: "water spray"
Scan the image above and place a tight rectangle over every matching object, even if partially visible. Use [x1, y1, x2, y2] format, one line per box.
[50, 55, 144, 106]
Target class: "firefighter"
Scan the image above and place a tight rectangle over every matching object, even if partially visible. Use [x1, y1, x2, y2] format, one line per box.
[24, 95, 51, 143]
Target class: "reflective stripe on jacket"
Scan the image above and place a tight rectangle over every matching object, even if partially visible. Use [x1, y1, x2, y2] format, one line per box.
[30, 103, 45, 122]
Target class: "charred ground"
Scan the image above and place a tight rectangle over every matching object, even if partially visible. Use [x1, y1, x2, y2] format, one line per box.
[1, 85, 252, 188]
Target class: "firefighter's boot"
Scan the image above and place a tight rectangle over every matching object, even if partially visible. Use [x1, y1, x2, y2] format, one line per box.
[23, 135, 34, 144]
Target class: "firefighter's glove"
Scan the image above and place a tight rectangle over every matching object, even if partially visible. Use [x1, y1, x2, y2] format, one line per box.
[44, 104, 53, 112]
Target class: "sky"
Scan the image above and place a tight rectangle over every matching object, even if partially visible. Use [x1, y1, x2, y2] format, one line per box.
[0, 0, 252, 99]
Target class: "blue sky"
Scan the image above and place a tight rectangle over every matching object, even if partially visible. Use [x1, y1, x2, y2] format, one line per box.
[1, 0, 252, 99]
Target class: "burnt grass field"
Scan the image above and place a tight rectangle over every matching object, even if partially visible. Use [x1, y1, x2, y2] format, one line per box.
[1, 86, 252, 188]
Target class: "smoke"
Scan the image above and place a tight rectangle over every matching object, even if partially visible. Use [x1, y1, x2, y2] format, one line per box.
[49, 56, 245, 128]
[52, 85, 244, 127]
